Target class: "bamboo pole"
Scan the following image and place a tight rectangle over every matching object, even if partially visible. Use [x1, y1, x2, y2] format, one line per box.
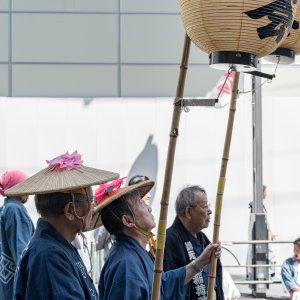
[151, 34, 191, 300]
[207, 71, 240, 300]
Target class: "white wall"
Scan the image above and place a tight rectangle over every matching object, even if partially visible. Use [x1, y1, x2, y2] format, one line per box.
[0, 95, 299, 272]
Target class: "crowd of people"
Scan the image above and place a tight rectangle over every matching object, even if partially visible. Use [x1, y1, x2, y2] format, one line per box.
[0, 151, 297, 300]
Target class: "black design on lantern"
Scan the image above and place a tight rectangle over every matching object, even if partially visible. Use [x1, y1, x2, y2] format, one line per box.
[292, 19, 300, 29]
[245, 0, 297, 43]
[287, 19, 299, 37]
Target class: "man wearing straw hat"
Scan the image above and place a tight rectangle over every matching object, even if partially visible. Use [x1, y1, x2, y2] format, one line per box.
[92, 174, 152, 259]
[90, 178, 221, 300]
[5, 151, 119, 300]
[163, 185, 224, 300]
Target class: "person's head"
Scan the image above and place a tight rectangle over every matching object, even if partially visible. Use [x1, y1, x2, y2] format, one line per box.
[0, 169, 29, 203]
[293, 238, 300, 262]
[128, 175, 151, 205]
[101, 188, 155, 236]
[92, 179, 155, 237]
[4, 151, 119, 236]
[35, 187, 93, 232]
[262, 185, 267, 200]
[175, 185, 212, 234]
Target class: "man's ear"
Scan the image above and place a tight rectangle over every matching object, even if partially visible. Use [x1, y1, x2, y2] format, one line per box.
[122, 215, 134, 228]
[64, 202, 75, 221]
[184, 206, 192, 220]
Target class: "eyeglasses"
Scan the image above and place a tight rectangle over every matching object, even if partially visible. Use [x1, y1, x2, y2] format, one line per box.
[202, 204, 211, 210]
[191, 202, 211, 210]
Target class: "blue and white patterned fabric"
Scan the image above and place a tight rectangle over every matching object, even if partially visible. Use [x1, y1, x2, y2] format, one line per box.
[0, 198, 34, 300]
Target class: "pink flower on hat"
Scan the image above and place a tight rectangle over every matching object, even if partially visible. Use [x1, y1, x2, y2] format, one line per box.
[95, 177, 126, 204]
[0, 170, 28, 196]
[46, 151, 83, 170]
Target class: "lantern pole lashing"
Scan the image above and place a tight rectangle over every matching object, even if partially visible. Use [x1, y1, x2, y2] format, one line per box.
[207, 71, 240, 300]
[151, 33, 191, 300]
[174, 98, 218, 107]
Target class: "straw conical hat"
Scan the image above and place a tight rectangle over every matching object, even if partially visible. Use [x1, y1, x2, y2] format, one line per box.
[89, 180, 154, 231]
[5, 152, 119, 197]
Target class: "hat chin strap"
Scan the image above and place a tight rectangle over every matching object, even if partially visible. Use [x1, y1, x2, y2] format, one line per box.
[132, 224, 156, 258]
[70, 189, 92, 228]
[126, 204, 157, 258]
[107, 205, 157, 257]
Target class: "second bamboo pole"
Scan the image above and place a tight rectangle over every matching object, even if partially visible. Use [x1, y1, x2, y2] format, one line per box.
[207, 71, 240, 300]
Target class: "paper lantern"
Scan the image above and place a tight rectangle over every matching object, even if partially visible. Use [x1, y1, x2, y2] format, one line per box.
[265, 4, 300, 64]
[180, 0, 299, 71]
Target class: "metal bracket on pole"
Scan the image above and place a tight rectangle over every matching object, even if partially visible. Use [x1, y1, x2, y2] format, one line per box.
[244, 71, 275, 80]
[174, 97, 218, 107]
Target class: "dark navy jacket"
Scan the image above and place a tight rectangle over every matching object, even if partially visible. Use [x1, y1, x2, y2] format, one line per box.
[98, 234, 186, 300]
[164, 216, 224, 300]
[13, 218, 97, 300]
[0, 198, 34, 300]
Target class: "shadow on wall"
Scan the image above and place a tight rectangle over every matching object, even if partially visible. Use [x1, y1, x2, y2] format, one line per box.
[126, 135, 158, 205]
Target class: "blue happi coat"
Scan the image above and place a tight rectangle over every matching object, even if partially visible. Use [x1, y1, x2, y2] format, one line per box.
[13, 218, 98, 300]
[98, 234, 186, 300]
[0, 198, 34, 300]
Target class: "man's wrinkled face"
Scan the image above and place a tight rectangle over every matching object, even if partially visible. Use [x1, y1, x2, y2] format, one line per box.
[188, 191, 212, 232]
[132, 195, 156, 232]
[142, 192, 151, 206]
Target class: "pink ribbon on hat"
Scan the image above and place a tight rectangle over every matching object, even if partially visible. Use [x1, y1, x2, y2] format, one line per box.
[46, 151, 83, 170]
[94, 177, 126, 204]
[0, 170, 28, 196]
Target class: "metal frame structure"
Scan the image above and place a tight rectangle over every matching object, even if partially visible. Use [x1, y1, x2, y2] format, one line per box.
[249, 59, 269, 297]
[223, 239, 293, 286]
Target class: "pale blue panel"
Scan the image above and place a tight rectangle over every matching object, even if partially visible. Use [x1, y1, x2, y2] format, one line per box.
[122, 65, 178, 97]
[12, 14, 118, 62]
[13, 0, 118, 12]
[0, 15, 9, 61]
[189, 42, 211, 65]
[0, 64, 8, 96]
[0, 0, 9, 10]
[122, 15, 184, 63]
[122, 0, 179, 13]
[12, 65, 118, 97]
[121, 65, 223, 97]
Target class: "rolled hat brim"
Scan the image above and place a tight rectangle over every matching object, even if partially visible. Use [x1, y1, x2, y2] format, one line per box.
[88, 180, 154, 231]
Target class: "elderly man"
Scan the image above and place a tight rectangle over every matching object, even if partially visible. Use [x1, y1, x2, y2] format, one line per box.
[91, 179, 221, 300]
[5, 151, 119, 300]
[281, 238, 300, 300]
[164, 185, 224, 300]
[92, 174, 152, 259]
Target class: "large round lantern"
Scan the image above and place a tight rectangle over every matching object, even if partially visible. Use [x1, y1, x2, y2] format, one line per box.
[265, 4, 300, 64]
[180, 0, 299, 71]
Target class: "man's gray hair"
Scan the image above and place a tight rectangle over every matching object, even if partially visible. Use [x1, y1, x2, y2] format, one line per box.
[175, 185, 207, 217]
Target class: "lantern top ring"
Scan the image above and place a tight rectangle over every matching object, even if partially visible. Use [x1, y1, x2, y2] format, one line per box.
[209, 51, 258, 72]
[264, 48, 295, 65]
